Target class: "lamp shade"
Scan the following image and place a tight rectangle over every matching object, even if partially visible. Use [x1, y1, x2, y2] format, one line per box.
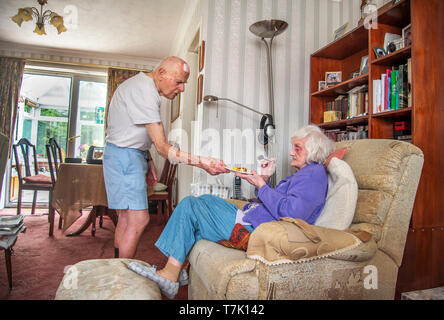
[33, 24, 46, 35]
[11, 8, 33, 27]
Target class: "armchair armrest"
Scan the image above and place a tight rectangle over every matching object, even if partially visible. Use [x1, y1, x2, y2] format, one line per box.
[189, 240, 256, 299]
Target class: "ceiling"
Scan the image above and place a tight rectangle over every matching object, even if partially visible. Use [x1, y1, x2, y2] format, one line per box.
[0, 0, 188, 60]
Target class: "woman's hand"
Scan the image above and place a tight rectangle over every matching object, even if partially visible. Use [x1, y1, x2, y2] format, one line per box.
[236, 170, 266, 190]
[200, 156, 230, 175]
[259, 158, 276, 183]
[146, 160, 158, 186]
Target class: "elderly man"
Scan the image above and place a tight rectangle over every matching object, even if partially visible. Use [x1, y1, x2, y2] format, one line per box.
[104, 56, 229, 259]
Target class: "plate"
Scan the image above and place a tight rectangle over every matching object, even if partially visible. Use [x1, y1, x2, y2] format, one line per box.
[225, 167, 253, 175]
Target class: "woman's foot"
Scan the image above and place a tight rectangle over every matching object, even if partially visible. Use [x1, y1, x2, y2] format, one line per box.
[127, 262, 178, 299]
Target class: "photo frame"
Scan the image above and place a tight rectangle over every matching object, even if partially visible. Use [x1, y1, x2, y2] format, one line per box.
[360, 55, 369, 75]
[318, 80, 327, 91]
[373, 46, 386, 59]
[318, 81, 326, 91]
[196, 74, 203, 106]
[402, 24, 412, 47]
[171, 93, 180, 122]
[348, 70, 360, 79]
[325, 71, 342, 86]
[198, 40, 205, 72]
[333, 22, 350, 40]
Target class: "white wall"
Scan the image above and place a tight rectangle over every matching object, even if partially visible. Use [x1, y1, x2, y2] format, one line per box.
[166, 0, 209, 202]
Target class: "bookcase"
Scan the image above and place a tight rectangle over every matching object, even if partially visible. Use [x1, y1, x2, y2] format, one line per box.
[309, 0, 444, 298]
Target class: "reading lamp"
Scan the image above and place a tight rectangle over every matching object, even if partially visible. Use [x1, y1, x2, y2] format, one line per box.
[203, 95, 275, 145]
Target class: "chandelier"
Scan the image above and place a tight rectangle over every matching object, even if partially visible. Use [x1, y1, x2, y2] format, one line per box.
[11, 0, 67, 35]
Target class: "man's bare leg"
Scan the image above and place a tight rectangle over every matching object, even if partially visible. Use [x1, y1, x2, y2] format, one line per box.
[114, 209, 150, 258]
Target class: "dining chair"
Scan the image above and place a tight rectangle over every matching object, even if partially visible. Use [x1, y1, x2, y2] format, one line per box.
[12, 138, 55, 236]
[148, 159, 178, 224]
[46, 138, 64, 231]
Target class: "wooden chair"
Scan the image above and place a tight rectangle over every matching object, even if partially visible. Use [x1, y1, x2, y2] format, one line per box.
[12, 138, 55, 236]
[148, 159, 178, 224]
[45, 138, 63, 232]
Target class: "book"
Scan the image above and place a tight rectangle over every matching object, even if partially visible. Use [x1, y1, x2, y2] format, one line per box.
[407, 58, 412, 108]
[398, 64, 408, 109]
[373, 79, 380, 113]
[381, 74, 386, 111]
[391, 69, 398, 110]
[386, 69, 392, 110]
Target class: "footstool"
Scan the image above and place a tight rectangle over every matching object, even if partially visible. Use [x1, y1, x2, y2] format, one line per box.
[55, 258, 161, 300]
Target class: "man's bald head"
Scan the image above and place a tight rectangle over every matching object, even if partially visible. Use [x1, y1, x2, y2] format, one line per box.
[156, 56, 190, 77]
[153, 56, 190, 100]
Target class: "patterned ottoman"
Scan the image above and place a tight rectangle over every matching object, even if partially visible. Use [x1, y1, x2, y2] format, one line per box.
[55, 258, 161, 300]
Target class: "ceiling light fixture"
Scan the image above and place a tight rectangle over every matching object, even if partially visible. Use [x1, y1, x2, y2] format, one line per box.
[11, 0, 67, 36]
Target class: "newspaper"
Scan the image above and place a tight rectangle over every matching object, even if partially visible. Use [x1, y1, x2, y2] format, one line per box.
[0, 215, 24, 228]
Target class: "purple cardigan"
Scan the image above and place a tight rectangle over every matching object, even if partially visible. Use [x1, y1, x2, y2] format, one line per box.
[243, 163, 328, 229]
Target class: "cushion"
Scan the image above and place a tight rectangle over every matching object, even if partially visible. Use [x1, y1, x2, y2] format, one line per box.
[246, 217, 364, 265]
[23, 174, 52, 184]
[315, 157, 358, 230]
[324, 147, 347, 168]
[153, 182, 168, 192]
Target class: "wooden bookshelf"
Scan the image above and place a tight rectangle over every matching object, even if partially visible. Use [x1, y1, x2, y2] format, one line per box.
[309, 0, 444, 299]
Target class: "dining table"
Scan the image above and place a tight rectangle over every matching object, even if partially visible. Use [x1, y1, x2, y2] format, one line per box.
[52, 162, 118, 236]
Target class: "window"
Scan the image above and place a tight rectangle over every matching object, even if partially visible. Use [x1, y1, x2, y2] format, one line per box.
[6, 64, 107, 206]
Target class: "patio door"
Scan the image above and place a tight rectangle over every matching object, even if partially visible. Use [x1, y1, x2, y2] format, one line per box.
[5, 65, 107, 208]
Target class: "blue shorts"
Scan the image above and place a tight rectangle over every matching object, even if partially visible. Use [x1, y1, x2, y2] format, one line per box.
[103, 142, 148, 210]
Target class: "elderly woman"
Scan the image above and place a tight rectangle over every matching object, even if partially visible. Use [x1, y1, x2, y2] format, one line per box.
[127, 124, 334, 298]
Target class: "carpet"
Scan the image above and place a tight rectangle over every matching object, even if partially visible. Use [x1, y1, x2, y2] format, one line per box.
[0, 211, 188, 300]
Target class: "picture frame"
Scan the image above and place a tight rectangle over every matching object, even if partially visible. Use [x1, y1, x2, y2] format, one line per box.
[373, 46, 386, 59]
[348, 70, 360, 79]
[325, 71, 342, 86]
[360, 55, 369, 75]
[318, 81, 326, 91]
[333, 22, 350, 40]
[402, 24, 412, 47]
[171, 92, 180, 122]
[196, 74, 203, 106]
[198, 40, 205, 72]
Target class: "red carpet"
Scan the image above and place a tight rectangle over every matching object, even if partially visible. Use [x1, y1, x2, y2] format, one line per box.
[0, 211, 188, 300]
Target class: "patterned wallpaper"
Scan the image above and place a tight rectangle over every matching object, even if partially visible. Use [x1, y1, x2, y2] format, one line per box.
[196, 0, 363, 197]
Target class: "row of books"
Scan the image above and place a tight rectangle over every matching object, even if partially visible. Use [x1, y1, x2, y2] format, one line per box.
[373, 59, 411, 113]
[325, 85, 369, 122]
[324, 126, 368, 142]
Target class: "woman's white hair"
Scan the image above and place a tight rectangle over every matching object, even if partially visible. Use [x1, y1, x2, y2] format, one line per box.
[291, 124, 334, 164]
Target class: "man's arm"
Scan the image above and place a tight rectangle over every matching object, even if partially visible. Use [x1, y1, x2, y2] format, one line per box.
[145, 122, 229, 175]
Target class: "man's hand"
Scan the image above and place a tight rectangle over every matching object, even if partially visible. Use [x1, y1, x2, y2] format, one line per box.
[146, 160, 158, 186]
[200, 156, 230, 175]
[236, 170, 266, 190]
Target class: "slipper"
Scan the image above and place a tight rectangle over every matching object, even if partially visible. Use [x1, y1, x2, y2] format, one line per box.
[127, 262, 179, 299]
[179, 268, 188, 286]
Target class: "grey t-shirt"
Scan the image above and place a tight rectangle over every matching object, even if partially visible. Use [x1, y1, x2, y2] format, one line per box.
[105, 72, 161, 151]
